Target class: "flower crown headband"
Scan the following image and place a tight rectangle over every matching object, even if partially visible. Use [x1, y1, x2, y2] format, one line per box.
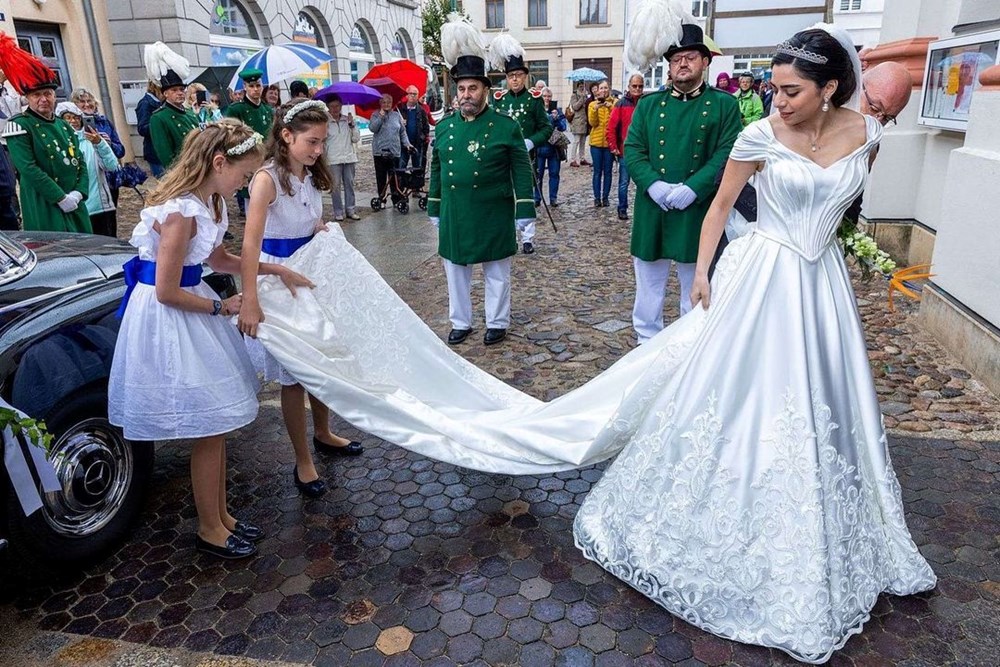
[226, 132, 264, 157]
[283, 100, 328, 124]
[775, 42, 829, 64]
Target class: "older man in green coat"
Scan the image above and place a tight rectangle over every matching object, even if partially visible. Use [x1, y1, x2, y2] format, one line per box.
[428, 53, 535, 347]
[625, 23, 741, 343]
[0, 54, 90, 233]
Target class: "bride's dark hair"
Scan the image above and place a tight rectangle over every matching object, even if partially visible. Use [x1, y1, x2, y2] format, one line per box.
[771, 29, 856, 108]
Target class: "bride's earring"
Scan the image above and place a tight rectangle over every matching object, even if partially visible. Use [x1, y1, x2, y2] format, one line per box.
[822, 98, 830, 112]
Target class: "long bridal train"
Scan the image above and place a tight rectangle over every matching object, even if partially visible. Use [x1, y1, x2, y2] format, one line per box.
[256, 202, 934, 662]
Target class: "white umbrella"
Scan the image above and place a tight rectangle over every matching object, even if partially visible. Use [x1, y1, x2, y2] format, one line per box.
[228, 43, 334, 91]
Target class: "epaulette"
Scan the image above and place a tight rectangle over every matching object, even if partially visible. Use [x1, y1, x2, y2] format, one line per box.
[493, 89, 507, 100]
[1, 117, 26, 138]
[528, 88, 542, 99]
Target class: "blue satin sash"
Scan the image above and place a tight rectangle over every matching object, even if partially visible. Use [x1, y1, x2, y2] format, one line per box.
[261, 234, 314, 258]
[117, 257, 203, 318]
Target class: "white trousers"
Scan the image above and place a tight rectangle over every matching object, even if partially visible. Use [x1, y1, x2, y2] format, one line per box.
[443, 257, 512, 330]
[632, 257, 697, 344]
[517, 219, 536, 244]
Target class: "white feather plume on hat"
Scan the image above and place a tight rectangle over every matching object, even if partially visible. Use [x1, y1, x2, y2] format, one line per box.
[488, 33, 525, 72]
[143, 41, 190, 83]
[625, 0, 689, 72]
[441, 13, 487, 68]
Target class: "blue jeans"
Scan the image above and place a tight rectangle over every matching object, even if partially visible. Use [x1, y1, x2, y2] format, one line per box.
[617, 158, 630, 213]
[591, 146, 612, 202]
[534, 152, 561, 205]
[397, 143, 425, 170]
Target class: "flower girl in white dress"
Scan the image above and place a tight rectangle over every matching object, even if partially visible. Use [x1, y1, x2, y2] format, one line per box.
[238, 101, 365, 499]
[110, 120, 312, 559]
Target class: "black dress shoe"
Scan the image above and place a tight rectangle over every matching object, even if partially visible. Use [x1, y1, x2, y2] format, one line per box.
[594, 199, 602, 208]
[448, 328, 473, 345]
[293, 466, 327, 498]
[195, 534, 256, 560]
[484, 328, 507, 345]
[233, 520, 265, 543]
[522, 242, 535, 254]
[602, 199, 610, 208]
[617, 210, 629, 221]
[550, 201, 559, 208]
[314, 437, 364, 456]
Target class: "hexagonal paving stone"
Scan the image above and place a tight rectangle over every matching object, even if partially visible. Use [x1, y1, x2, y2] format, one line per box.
[519, 577, 553, 601]
[579, 623, 616, 653]
[438, 610, 474, 637]
[375, 625, 414, 655]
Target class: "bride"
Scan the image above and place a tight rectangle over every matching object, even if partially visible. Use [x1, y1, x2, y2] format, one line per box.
[252, 22, 935, 666]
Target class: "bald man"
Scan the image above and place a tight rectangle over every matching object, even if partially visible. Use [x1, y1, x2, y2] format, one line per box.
[859, 61, 912, 127]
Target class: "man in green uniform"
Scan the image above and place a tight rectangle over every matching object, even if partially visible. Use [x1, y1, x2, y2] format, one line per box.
[625, 21, 741, 343]
[225, 68, 273, 216]
[429, 35, 535, 347]
[147, 43, 198, 171]
[489, 33, 551, 255]
[0, 43, 90, 233]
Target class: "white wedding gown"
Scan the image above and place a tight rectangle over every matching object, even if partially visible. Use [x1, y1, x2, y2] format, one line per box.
[256, 114, 935, 663]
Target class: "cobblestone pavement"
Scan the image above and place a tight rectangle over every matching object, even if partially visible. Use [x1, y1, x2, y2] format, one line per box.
[1, 151, 998, 666]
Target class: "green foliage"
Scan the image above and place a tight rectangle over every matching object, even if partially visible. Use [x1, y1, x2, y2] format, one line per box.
[0, 407, 53, 453]
[422, 0, 469, 59]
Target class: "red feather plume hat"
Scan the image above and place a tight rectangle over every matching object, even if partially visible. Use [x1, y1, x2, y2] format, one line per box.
[0, 32, 59, 94]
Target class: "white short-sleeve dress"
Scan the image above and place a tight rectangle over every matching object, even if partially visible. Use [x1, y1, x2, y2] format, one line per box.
[109, 194, 259, 440]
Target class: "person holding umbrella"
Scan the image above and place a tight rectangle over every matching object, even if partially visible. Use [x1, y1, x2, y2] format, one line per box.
[323, 93, 361, 221]
[226, 68, 274, 217]
[489, 33, 552, 255]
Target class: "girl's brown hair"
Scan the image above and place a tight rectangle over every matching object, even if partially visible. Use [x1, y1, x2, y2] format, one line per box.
[267, 100, 333, 195]
[148, 119, 266, 222]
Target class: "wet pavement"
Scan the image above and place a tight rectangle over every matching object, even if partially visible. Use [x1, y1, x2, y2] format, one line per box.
[1, 151, 999, 666]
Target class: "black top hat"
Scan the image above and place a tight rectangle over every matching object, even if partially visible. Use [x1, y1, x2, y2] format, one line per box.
[159, 69, 186, 92]
[503, 55, 528, 75]
[451, 55, 492, 86]
[664, 24, 712, 61]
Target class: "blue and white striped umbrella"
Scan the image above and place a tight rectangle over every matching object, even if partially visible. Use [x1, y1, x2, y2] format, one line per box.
[228, 43, 334, 90]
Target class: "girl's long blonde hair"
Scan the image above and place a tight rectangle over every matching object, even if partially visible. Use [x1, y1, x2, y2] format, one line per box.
[267, 101, 333, 196]
[148, 119, 265, 222]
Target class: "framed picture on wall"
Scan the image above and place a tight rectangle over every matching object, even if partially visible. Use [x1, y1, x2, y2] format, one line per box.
[918, 29, 1000, 132]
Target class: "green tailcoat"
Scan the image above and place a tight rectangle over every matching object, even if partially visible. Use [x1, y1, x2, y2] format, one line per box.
[3, 111, 91, 233]
[491, 87, 553, 148]
[225, 99, 274, 137]
[625, 85, 741, 263]
[150, 103, 199, 168]
[428, 105, 535, 265]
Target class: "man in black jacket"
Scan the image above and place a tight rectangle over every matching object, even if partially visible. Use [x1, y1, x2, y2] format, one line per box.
[397, 85, 430, 170]
[135, 82, 163, 177]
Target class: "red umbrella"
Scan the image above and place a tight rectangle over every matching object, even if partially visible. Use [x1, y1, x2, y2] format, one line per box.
[354, 77, 406, 119]
[361, 60, 427, 97]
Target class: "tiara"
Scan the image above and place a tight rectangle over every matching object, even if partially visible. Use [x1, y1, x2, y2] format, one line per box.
[226, 132, 263, 157]
[775, 42, 829, 64]
[283, 100, 328, 124]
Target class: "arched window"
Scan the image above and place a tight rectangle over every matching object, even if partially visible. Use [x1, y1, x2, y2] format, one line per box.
[210, 0, 259, 39]
[349, 22, 378, 80]
[393, 31, 411, 60]
[293, 11, 332, 88]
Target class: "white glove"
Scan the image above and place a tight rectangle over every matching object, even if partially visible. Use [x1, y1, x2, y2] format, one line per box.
[429, 216, 440, 228]
[646, 181, 675, 212]
[57, 195, 79, 213]
[664, 184, 697, 211]
[67, 190, 83, 205]
[524, 139, 534, 151]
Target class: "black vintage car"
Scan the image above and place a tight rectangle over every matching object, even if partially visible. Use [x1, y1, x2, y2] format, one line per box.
[0, 230, 236, 566]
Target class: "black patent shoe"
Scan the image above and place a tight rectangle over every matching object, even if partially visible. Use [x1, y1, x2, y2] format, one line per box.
[522, 242, 535, 254]
[448, 328, 473, 345]
[484, 328, 507, 345]
[195, 534, 256, 560]
[293, 466, 327, 498]
[233, 520, 265, 542]
[314, 437, 364, 456]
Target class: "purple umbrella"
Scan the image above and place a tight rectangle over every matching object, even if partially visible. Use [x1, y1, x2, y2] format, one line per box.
[312, 81, 382, 105]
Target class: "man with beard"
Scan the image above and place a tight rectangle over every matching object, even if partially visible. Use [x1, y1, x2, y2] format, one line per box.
[625, 20, 741, 343]
[428, 17, 535, 346]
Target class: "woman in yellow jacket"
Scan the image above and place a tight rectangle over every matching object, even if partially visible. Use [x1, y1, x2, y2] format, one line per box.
[587, 80, 615, 208]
